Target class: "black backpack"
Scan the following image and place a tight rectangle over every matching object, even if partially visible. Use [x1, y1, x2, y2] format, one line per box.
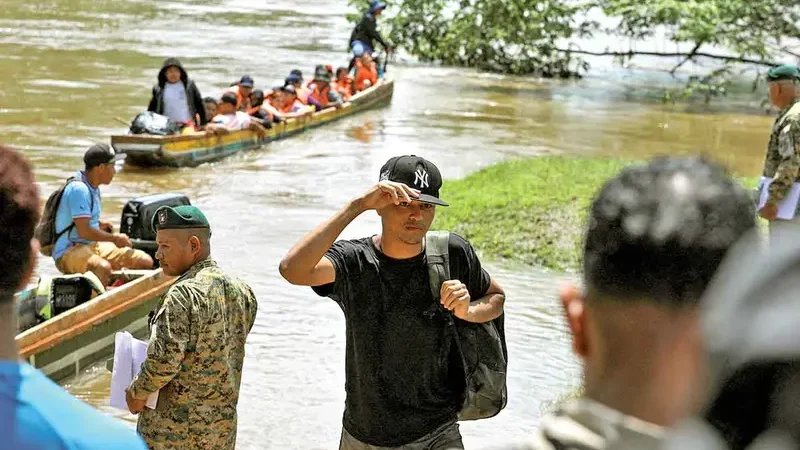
[35, 177, 94, 257]
[425, 231, 508, 420]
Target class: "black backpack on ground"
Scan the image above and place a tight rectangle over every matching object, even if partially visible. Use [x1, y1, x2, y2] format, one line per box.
[35, 177, 94, 257]
[425, 231, 508, 420]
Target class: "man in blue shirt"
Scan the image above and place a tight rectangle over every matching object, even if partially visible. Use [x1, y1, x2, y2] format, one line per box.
[53, 144, 153, 285]
[0, 144, 148, 450]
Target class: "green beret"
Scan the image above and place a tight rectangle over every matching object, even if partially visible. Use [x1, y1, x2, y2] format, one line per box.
[767, 65, 800, 82]
[151, 205, 210, 233]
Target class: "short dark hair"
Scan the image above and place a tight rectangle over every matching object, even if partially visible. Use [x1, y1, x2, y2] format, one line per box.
[0, 145, 40, 299]
[584, 156, 755, 307]
[203, 96, 217, 105]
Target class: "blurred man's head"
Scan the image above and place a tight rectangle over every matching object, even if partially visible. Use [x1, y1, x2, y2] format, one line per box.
[83, 143, 124, 186]
[0, 145, 40, 303]
[218, 93, 237, 115]
[562, 156, 755, 425]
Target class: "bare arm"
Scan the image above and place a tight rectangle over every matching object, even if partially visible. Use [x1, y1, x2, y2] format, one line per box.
[279, 181, 421, 286]
[443, 277, 505, 323]
[74, 217, 119, 243]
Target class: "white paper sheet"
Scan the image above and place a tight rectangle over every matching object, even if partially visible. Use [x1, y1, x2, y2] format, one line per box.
[109, 331, 158, 411]
[756, 176, 800, 220]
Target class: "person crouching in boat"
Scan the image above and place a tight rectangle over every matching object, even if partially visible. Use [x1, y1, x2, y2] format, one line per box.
[246, 89, 279, 125]
[353, 53, 379, 93]
[334, 67, 353, 100]
[147, 57, 207, 130]
[285, 73, 312, 106]
[225, 75, 255, 112]
[51, 145, 154, 286]
[279, 85, 313, 116]
[308, 65, 344, 111]
[206, 92, 268, 137]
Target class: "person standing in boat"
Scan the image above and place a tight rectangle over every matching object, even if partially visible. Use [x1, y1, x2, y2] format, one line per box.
[147, 57, 208, 129]
[126, 205, 258, 450]
[0, 144, 148, 450]
[279, 155, 506, 450]
[349, 0, 391, 70]
[757, 65, 800, 229]
[52, 144, 154, 286]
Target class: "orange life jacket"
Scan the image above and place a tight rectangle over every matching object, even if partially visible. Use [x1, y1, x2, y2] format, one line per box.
[309, 83, 332, 108]
[335, 77, 353, 99]
[354, 61, 378, 92]
[227, 85, 252, 112]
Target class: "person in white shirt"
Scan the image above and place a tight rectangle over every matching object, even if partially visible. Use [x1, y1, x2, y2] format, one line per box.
[206, 93, 267, 136]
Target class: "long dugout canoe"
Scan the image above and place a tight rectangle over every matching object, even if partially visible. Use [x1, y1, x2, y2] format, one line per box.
[112, 79, 395, 167]
[15, 269, 174, 382]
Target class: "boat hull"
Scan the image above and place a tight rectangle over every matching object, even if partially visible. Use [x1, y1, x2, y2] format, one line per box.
[16, 270, 174, 382]
[112, 79, 395, 167]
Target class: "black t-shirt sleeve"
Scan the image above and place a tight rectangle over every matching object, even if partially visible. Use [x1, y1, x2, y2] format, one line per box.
[311, 240, 358, 306]
[448, 233, 491, 300]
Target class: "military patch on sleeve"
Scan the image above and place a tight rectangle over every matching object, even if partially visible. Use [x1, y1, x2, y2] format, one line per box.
[779, 125, 796, 158]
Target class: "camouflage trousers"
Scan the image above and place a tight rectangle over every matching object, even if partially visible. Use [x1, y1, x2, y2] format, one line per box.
[339, 421, 463, 450]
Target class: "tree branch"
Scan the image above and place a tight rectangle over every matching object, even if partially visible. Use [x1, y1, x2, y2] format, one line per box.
[669, 41, 704, 75]
[555, 47, 778, 68]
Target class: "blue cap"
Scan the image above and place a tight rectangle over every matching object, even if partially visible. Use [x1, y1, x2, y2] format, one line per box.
[369, 1, 387, 13]
[239, 75, 254, 88]
[352, 42, 366, 57]
[284, 74, 301, 85]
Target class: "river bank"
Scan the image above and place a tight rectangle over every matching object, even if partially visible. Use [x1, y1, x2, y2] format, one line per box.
[435, 156, 762, 271]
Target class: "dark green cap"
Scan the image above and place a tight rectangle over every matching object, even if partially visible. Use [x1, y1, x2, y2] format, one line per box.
[151, 205, 210, 233]
[767, 64, 800, 82]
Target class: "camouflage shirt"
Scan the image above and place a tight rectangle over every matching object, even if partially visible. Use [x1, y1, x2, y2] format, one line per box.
[508, 398, 664, 450]
[762, 98, 800, 206]
[129, 258, 258, 450]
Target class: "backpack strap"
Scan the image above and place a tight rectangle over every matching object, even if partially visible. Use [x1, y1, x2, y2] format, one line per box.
[55, 177, 95, 243]
[425, 231, 451, 302]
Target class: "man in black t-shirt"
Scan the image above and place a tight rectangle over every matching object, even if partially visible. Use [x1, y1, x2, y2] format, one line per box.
[279, 155, 505, 450]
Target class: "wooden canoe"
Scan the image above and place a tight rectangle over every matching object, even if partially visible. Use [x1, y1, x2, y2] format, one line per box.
[112, 79, 395, 167]
[15, 269, 174, 382]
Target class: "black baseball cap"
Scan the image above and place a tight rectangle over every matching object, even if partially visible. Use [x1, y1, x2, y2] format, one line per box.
[239, 75, 254, 88]
[220, 92, 238, 106]
[84, 143, 125, 168]
[379, 155, 448, 206]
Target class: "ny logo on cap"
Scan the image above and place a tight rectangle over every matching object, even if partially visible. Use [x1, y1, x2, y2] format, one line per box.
[158, 210, 167, 225]
[414, 168, 429, 189]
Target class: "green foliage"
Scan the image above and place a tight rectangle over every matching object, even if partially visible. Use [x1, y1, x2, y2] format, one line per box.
[347, 0, 800, 92]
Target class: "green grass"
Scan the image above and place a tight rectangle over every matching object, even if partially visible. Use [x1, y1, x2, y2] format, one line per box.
[433, 156, 631, 272]
[434, 156, 761, 272]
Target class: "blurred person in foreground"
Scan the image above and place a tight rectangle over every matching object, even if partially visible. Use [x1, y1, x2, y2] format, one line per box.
[518, 156, 756, 449]
[665, 227, 800, 450]
[0, 144, 147, 449]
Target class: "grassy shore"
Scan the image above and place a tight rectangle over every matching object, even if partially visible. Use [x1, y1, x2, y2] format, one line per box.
[434, 156, 760, 272]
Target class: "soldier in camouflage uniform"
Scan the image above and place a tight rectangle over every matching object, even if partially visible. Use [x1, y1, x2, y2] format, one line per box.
[759, 65, 800, 224]
[507, 157, 755, 450]
[125, 205, 258, 450]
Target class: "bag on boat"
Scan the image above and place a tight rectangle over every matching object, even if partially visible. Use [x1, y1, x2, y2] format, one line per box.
[424, 231, 508, 421]
[129, 111, 180, 136]
[35, 177, 94, 257]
